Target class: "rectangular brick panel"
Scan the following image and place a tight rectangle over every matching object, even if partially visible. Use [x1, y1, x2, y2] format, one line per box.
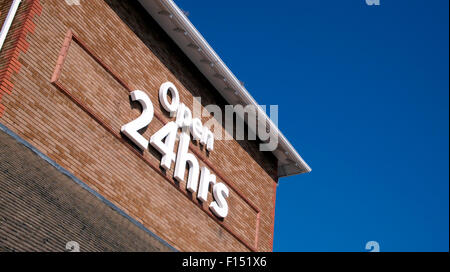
[0, 0, 279, 252]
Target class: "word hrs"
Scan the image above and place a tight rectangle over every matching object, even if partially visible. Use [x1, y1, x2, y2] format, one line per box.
[121, 82, 230, 218]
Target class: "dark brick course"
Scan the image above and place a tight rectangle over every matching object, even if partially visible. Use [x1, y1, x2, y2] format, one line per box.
[0, 125, 174, 252]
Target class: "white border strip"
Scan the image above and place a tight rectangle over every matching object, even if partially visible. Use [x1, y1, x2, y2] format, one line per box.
[0, 0, 22, 52]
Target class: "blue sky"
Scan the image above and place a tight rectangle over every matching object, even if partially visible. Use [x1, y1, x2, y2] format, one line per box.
[174, 0, 449, 251]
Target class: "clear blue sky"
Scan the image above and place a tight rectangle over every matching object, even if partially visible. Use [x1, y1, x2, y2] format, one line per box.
[174, 0, 449, 252]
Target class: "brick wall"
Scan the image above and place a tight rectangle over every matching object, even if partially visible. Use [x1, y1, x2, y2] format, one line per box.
[0, 126, 175, 252]
[0, 0, 278, 252]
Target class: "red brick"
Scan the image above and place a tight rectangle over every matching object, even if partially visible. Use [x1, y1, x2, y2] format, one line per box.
[0, 0, 278, 252]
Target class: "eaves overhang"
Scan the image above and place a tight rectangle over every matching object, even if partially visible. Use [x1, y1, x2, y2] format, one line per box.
[138, 0, 311, 178]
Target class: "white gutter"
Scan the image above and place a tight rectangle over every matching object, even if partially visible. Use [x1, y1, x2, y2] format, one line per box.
[139, 0, 311, 177]
[0, 0, 22, 52]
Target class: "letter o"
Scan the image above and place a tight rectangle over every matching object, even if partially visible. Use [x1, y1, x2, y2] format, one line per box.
[159, 82, 180, 116]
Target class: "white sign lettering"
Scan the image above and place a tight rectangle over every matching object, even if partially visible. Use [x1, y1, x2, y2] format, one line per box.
[121, 82, 229, 218]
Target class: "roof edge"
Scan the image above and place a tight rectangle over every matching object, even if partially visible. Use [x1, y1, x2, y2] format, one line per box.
[138, 0, 311, 177]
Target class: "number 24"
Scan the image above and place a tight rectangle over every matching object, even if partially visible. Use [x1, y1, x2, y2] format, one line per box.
[121, 90, 178, 170]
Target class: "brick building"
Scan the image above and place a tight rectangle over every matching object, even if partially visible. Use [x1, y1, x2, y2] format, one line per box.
[0, 0, 310, 252]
